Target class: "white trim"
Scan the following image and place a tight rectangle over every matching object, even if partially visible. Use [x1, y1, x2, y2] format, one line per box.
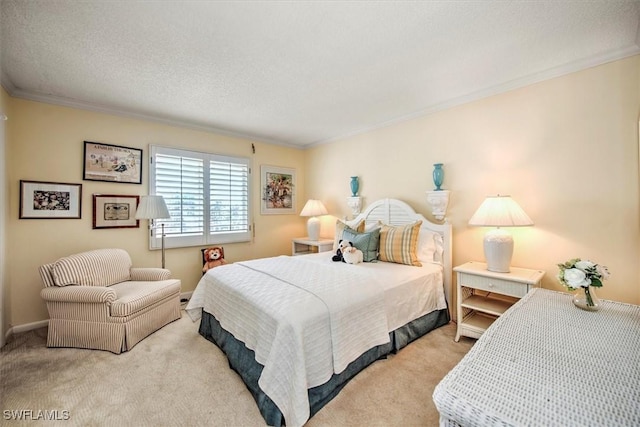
[5, 320, 49, 342]
[5, 47, 639, 150]
[308, 46, 640, 147]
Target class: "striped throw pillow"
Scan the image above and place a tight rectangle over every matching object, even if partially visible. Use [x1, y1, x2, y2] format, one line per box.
[379, 221, 422, 266]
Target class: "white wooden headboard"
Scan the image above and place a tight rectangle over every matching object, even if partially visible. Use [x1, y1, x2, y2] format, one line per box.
[352, 198, 453, 312]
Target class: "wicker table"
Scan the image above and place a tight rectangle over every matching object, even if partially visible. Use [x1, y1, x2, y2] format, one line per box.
[433, 288, 640, 426]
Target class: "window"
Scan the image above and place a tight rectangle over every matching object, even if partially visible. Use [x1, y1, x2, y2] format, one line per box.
[149, 145, 251, 248]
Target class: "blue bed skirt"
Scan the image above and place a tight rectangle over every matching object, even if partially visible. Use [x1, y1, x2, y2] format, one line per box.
[199, 308, 450, 426]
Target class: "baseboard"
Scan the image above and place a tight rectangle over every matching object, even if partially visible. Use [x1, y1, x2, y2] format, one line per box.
[5, 319, 49, 342]
[180, 291, 192, 303]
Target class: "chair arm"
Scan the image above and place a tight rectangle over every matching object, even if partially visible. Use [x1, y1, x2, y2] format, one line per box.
[40, 286, 116, 304]
[130, 268, 171, 281]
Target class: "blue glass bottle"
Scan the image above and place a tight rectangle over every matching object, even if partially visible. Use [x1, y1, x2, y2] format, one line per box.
[350, 176, 359, 197]
[433, 164, 444, 191]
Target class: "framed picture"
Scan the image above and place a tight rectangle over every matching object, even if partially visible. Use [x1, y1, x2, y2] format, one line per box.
[261, 165, 296, 215]
[20, 180, 82, 219]
[92, 194, 140, 229]
[83, 141, 142, 184]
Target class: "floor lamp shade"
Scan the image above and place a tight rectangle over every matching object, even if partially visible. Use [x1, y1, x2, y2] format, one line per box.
[135, 195, 170, 220]
[468, 195, 533, 273]
[300, 199, 328, 241]
[135, 195, 171, 268]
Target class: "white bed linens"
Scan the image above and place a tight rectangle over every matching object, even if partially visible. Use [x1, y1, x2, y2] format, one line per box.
[433, 288, 640, 427]
[301, 252, 447, 331]
[186, 255, 397, 427]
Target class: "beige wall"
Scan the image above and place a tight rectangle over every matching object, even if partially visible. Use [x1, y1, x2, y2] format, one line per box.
[5, 99, 306, 327]
[306, 55, 640, 305]
[4, 55, 640, 331]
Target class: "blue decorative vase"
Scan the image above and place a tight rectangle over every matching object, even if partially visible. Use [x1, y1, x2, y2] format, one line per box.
[432, 163, 444, 191]
[350, 176, 359, 197]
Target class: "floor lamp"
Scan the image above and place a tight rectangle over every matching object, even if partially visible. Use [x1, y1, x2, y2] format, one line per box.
[136, 195, 171, 268]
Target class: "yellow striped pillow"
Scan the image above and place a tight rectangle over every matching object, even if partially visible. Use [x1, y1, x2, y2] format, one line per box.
[379, 221, 422, 266]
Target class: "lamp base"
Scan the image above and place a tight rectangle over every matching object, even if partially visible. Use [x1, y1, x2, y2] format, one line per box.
[483, 228, 513, 273]
[307, 216, 320, 241]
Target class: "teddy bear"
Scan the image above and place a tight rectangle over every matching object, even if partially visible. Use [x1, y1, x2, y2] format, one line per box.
[342, 245, 364, 264]
[332, 240, 353, 263]
[202, 246, 227, 273]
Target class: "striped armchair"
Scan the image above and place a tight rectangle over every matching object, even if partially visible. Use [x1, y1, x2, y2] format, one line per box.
[39, 248, 181, 354]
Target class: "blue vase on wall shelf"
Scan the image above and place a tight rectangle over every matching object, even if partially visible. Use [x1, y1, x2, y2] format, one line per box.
[432, 163, 444, 191]
[350, 176, 359, 197]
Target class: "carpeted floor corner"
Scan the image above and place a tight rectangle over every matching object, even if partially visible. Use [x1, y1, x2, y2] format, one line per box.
[1, 311, 474, 426]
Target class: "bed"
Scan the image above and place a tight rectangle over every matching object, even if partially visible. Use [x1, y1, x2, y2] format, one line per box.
[186, 198, 453, 427]
[433, 288, 640, 426]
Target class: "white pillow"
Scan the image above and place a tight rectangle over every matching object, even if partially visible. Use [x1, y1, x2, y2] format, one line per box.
[417, 228, 444, 265]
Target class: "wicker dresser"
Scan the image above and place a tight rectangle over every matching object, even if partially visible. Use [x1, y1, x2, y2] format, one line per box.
[433, 288, 640, 426]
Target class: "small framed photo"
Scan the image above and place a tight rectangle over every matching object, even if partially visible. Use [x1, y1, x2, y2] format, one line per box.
[260, 165, 296, 215]
[83, 141, 143, 184]
[20, 180, 82, 219]
[93, 194, 140, 229]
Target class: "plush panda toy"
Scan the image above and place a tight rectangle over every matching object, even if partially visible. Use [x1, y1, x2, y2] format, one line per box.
[332, 239, 353, 263]
[342, 245, 364, 265]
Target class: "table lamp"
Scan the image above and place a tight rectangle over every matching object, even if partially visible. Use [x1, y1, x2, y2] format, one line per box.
[468, 195, 533, 273]
[135, 195, 171, 268]
[300, 199, 328, 241]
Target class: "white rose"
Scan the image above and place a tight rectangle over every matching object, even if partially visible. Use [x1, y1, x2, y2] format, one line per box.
[596, 265, 610, 280]
[575, 260, 595, 271]
[563, 268, 591, 289]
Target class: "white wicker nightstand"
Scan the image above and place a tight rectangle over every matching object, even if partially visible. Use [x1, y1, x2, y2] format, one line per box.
[454, 261, 545, 341]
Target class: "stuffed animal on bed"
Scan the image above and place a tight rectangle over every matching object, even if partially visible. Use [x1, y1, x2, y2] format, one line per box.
[332, 240, 353, 263]
[203, 246, 227, 273]
[342, 245, 364, 265]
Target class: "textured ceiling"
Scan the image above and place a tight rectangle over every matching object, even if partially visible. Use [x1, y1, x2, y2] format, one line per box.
[1, 1, 639, 147]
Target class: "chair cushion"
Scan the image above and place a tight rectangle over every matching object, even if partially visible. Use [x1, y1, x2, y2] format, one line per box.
[52, 249, 132, 287]
[109, 280, 181, 317]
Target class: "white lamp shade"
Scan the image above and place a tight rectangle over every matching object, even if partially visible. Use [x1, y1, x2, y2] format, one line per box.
[468, 195, 533, 227]
[469, 195, 532, 273]
[135, 195, 170, 220]
[300, 199, 328, 217]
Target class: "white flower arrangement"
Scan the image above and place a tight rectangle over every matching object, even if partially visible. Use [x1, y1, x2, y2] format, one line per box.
[557, 258, 610, 290]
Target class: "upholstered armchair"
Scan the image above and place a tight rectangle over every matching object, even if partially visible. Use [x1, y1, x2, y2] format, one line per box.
[39, 248, 181, 354]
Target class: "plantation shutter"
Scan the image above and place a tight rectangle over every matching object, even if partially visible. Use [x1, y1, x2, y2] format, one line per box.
[210, 157, 250, 239]
[149, 145, 251, 248]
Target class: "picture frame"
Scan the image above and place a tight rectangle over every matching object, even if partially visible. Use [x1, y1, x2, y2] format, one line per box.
[260, 165, 296, 215]
[20, 180, 82, 219]
[92, 194, 140, 229]
[83, 141, 143, 184]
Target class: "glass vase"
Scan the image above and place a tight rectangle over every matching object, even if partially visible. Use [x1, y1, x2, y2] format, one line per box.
[573, 286, 600, 311]
[432, 163, 444, 191]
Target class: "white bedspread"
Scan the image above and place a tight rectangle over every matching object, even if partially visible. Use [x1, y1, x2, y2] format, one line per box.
[185, 255, 391, 427]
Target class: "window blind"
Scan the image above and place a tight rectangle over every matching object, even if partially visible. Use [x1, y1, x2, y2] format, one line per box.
[149, 145, 251, 248]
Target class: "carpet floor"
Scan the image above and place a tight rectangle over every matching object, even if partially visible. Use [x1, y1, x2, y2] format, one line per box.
[1, 310, 474, 426]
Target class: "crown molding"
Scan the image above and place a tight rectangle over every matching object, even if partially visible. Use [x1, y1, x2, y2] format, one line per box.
[308, 46, 640, 148]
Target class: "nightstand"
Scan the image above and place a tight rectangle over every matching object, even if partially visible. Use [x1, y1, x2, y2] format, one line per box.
[454, 261, 545, 342]
[291, 238, 334, 256]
